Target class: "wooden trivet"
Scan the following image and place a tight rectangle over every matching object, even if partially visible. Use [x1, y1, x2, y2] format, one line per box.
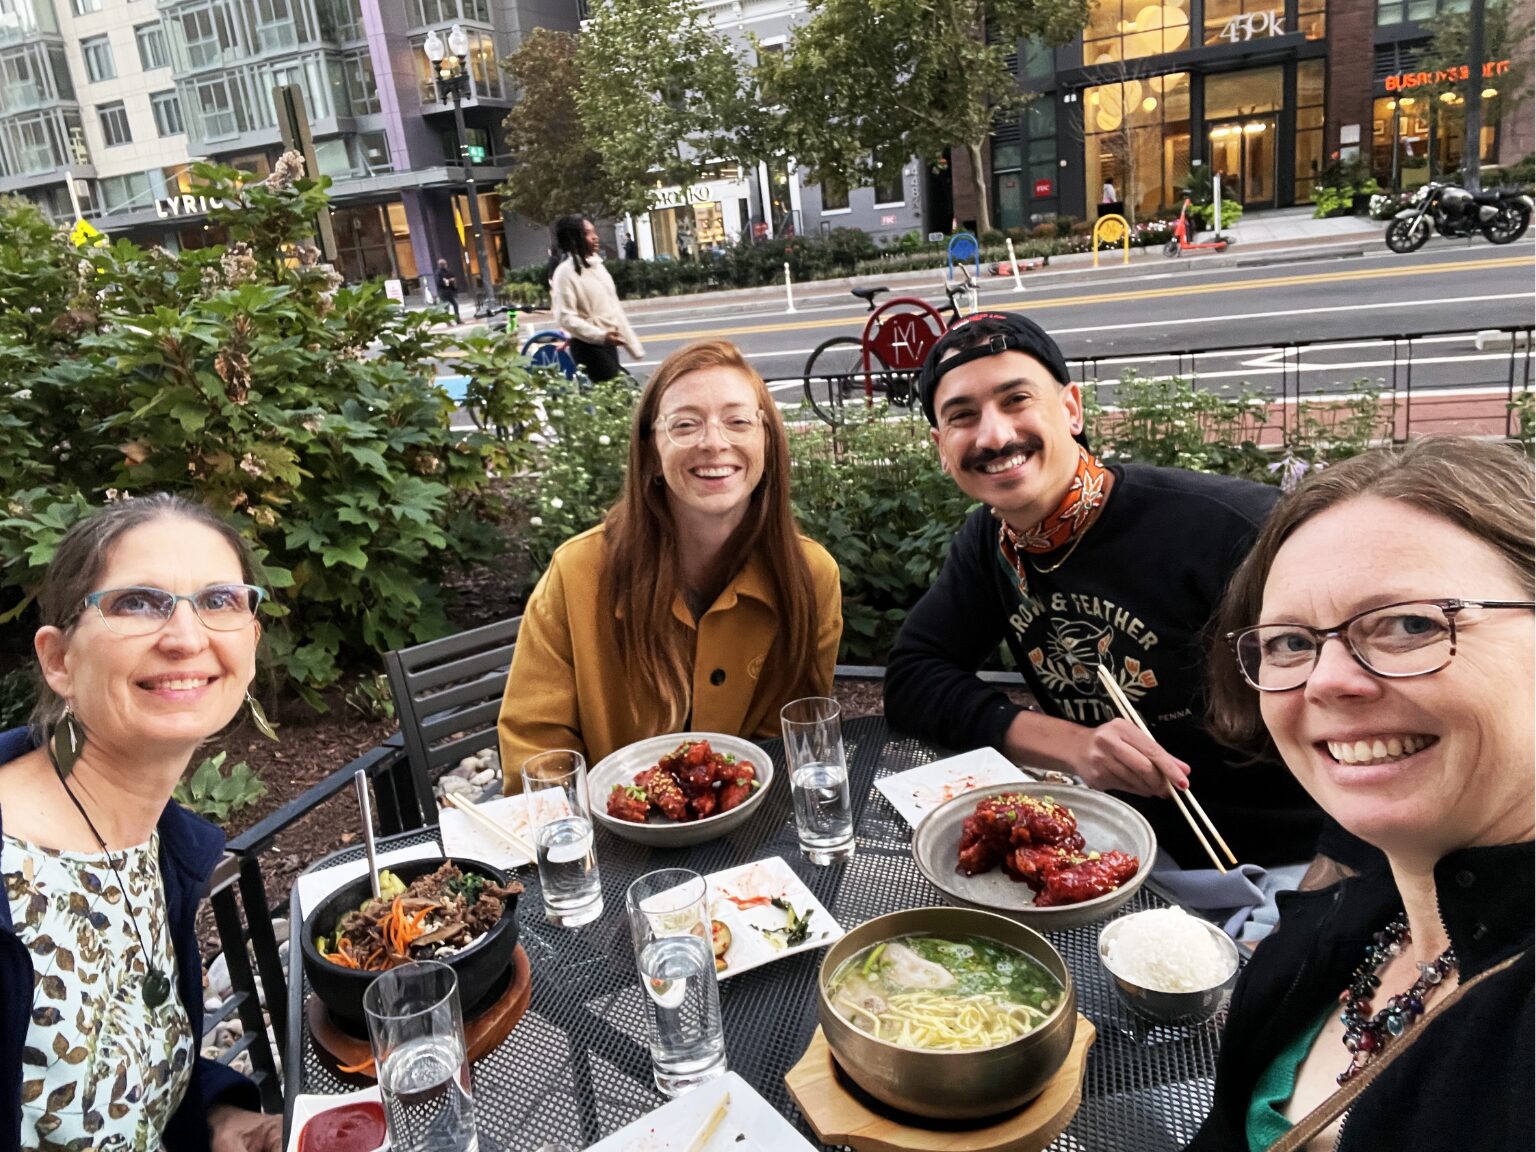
[308, 943, 531, 1080]
[785, 1014, 1096, 1152]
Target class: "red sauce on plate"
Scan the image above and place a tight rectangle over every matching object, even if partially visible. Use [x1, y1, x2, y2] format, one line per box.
[298, 1101, 387, 1152]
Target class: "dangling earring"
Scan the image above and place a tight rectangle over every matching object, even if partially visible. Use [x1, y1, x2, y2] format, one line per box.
[246, 692, 279, 742]
[49, 705, 86, 778]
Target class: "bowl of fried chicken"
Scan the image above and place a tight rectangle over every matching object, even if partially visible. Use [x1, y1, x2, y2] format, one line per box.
[591, 733, 774, 846]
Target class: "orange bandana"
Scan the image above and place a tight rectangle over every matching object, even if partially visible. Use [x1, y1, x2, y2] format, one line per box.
[998, 445, 1110, 588]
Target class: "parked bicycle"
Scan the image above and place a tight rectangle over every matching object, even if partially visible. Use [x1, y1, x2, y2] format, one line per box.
[520, 328, 580, 379]
[801, 271, 976, 425]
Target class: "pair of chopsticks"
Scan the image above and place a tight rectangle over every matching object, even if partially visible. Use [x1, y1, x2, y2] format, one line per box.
[685, 1091, 730, 1152]
[1095, 665, 1237, 874]
[442, 792, 537, 863]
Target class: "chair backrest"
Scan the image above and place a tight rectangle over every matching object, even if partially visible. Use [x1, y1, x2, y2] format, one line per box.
[384, 616, 521, 825]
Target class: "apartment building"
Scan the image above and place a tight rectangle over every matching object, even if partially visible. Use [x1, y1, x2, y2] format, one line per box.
[1, 0, 577, 288]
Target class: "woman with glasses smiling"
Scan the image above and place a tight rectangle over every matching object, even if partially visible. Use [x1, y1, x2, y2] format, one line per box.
[499, 339, 842, 787]
[0, 493, 281, 1151]
[1189, 438, 1533, 1152]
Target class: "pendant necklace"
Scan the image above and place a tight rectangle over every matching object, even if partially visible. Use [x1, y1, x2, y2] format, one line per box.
[1336, 912, 1456, 1084]
[49, 758, 172, 1009]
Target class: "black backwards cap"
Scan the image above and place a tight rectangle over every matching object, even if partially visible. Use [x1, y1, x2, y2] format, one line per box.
[918, 312, 1071, 427]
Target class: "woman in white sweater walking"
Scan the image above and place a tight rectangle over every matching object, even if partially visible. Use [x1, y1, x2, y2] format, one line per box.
[546, 215, 645, 382]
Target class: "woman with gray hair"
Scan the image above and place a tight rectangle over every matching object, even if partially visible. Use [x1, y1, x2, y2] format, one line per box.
[1189, 438, 1533, 1152]
[0, 493, 281, 1151]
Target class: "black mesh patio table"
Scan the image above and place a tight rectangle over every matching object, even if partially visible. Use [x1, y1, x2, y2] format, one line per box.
[286, 715, 1226, 1151]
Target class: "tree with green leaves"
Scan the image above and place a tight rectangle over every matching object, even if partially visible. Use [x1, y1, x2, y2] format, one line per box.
[576, 0, 766, 217]
[499, 28, 625, 225]
[764, 0, 1090, 233]
[1418, 0, 1532, 159]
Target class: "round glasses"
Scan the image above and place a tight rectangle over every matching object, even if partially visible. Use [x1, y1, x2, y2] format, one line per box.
[82, 584, 266, 636]
[1226, 597, 1534, 693]
[652, 409, 763, 449]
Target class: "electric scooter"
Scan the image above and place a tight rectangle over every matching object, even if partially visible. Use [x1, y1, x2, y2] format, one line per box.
[1164, 198, 1229, 257]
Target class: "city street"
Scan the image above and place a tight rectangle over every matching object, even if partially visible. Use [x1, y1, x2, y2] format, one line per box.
[613, 240, 1535, 402]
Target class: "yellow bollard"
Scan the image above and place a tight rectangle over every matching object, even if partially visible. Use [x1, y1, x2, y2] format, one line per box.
[1092, 214, 1131, 268]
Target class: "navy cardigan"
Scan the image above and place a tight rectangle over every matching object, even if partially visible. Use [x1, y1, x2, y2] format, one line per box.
[0, 727, 260, 1151]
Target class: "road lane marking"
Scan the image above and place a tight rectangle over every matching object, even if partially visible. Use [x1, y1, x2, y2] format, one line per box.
[631, 256, 1534, 344]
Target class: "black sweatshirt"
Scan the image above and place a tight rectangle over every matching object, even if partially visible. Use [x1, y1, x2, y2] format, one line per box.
[885, 462, 1329, 868]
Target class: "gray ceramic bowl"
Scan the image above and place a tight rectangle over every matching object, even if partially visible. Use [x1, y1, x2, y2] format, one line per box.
[588, 733, 774, 847]
[1097, 911, 1240, 1026]
[817, 906, 1077, 1120]
[912, 782, 1157, 932]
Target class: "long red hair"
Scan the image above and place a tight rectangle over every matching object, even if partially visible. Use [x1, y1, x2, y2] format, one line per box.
[603, 340, 818, 729]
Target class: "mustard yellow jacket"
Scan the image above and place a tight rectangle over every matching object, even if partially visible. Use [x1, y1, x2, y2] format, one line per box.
[498, 525, 843, 791]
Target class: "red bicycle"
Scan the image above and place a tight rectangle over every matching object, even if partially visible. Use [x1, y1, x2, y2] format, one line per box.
[802, 272, 974, 425]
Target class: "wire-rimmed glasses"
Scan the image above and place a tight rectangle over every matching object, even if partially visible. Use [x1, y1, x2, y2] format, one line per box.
[1226, 597, 1534, 692]
[82, 584, 266, 636]
[652, 408, 763, 449]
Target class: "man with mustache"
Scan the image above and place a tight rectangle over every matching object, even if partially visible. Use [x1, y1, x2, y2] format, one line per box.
[886, 313, 1347, 879]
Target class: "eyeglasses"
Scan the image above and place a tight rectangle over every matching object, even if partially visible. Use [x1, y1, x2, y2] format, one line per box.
[82, 584, 266, 637]
[1226, 597, 1534, 693]
[652, 409, 763, 449]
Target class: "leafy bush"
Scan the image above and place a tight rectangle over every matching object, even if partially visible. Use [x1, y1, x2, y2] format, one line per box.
[787, 410, 975, 662]
[520, 375, 637, 575]
[0, 667, 35, 731]
[173, 751, 267, 824]
[1310, 157, 1380, 217]
[0, 159, 509, 701]
[1083, 371, 1272, 479]
[1369, 191, 1418, 220]
[344, 673, 397, 721]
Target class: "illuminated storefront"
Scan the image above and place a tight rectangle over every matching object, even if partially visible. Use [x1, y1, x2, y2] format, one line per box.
[1369, 60, 1509, 189]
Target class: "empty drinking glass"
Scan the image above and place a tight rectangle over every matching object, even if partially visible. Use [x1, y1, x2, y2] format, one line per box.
[626, 869, 728, 1097]
[780, 697, 855, 864]
[363, 960, 479, 1152]
[522, 749, 603, 927]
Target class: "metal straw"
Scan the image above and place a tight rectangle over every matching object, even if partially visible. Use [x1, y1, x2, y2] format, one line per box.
[354, 768, 382, 900]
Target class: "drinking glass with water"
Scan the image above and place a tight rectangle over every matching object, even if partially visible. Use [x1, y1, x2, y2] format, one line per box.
[625, 869, 728, 1097]
[363, 960, 479, 1152]
[522, 749, 603, 927]
[780, 697, 856, 864]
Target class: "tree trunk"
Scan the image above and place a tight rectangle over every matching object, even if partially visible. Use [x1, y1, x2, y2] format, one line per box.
[967, 140, 992, 233]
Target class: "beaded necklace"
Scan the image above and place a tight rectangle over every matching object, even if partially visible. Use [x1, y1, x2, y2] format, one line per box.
[1337, 913, 1457, 1085]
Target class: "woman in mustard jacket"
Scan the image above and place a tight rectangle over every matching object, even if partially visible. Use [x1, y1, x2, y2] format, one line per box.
[499, 339, 843, 787]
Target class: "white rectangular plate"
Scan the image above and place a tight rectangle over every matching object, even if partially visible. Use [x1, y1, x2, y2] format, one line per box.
[586, 1071, 816, 1152]
[295, 841, 442, 921]
[706, 856, 843, 980]
[286, 1087, 387, 1152]
[875, 747, 1030, 828]
[440, 793, 536, 868]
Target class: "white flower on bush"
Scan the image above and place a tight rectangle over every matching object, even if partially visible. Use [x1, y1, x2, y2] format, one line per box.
[549, 497, 563, 510]
[528, 516, 543, 527]
[13, 388, 31, 401]
[598, 434, 611, 446]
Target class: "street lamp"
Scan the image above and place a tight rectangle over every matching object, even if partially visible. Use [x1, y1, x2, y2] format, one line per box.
[424, 23, 496, 314]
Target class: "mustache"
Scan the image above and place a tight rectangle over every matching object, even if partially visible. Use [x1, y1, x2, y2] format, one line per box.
[962, 440, 1039, 472]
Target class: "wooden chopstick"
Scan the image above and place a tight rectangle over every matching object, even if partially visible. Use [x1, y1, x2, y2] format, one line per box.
[1095, 665, 1238, 873]
[443, 792, 537, 863]
[684, 1090, 730, 1152]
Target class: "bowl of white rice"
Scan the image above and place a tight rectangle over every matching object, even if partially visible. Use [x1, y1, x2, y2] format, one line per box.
[1098, 907, 1240, 1026]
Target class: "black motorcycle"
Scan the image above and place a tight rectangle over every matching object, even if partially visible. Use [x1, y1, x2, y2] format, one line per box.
[1385, 180, 1533, 252]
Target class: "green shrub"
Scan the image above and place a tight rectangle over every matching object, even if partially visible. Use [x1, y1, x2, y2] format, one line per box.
[173, 751, 266, 824]
[787, 410, 976, 662]
[0, 667, 35, 731]
[1083, 371, 1272, 479]
[0, 161, 506, 701]
[1309, 156, 1380, 217]
[344, 673, 397, 721]
[1511, 388, 1534, 453]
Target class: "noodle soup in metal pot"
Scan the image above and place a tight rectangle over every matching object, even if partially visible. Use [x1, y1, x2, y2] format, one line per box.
[816, 907, 1077, 1119]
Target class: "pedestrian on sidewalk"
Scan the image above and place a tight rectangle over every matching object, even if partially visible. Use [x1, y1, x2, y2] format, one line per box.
[434, 258, 460, 323]
[546, 215, 644, 383]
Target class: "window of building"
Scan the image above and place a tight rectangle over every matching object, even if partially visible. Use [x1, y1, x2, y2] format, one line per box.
[873, 152, 904, 205]
[820, 171, 850, 212]
[71, 0, 101, 14]
[1298, 0, 1326, 38]
[99, 170, 152, 213]
[82, 36, 115, 83]
[49, 44, 74, 100]
[1376, 0, 1465, 23]
[193, 76, 240, 139]
[1, 113, 59, 174]
[462, 0, 489, 22]
[1204, 66, 1283, 118]
[98, 101, 131, 146]
[1083, 71, 1190, 219]
[316, 0, 364, 40]
[1294, 59, 1325, 200]
[179, 6, 237, 70]
[0, 46, 41, 110]
[411, 36, 438, 104]
[340, 49, 378, 114]
[152, 89, 184, 135]
[1020, 38, 1053, 84]
[136, 24, 170, 70]
[407, 0, 454, 25]
[253, 0, 299, 51]
[467, 28, 500, 98]
[360, 129, 391, 173]
[1084, 0, 1191, 65]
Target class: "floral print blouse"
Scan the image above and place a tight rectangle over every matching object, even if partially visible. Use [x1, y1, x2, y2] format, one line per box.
[3, 832, 194, 1151]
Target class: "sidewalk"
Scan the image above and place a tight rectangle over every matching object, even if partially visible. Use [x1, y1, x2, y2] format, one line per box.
[418, 207, 1384, 335]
